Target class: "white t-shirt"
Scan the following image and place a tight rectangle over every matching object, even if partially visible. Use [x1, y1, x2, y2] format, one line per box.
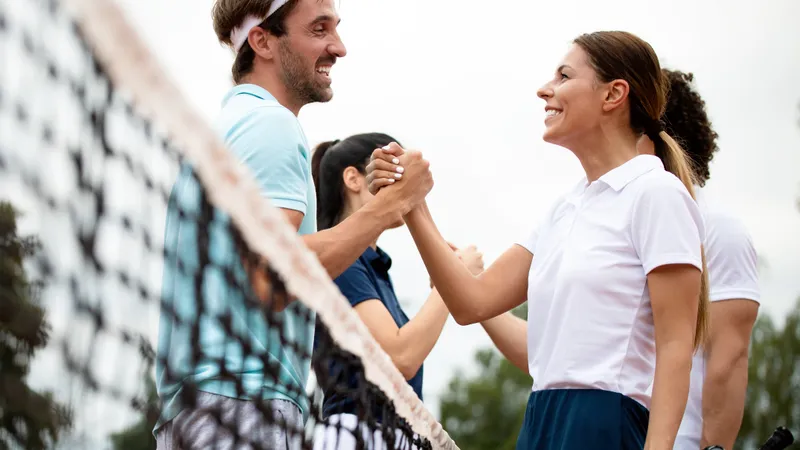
[674, 188, 761, 449]
[518, 155, 704, 409]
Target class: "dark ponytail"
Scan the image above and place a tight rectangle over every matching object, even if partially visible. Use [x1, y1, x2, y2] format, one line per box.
[311, 133, 400, 231]
[311, 139, 339, 191]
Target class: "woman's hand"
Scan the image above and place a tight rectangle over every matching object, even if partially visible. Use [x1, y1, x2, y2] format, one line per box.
[430, 242, 480, 288]
[366, 143, 407, 194]
[456, 245, 485, 276]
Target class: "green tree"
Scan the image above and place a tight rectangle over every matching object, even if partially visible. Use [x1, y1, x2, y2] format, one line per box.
[0, 201, 72, 449]
[440, 299, 800, 449]
[439, 304, 531, 450]
[737, 298, 800, 449]
[109, 371, 159, 450]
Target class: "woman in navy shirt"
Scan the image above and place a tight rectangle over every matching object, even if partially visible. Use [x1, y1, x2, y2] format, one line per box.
[309, 133, 483, 449]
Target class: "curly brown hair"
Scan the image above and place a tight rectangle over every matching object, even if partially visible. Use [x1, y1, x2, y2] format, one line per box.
[661, 69, 719, 186]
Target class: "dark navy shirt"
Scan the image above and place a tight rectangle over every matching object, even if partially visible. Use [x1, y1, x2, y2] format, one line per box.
[319, 246, 423, 419]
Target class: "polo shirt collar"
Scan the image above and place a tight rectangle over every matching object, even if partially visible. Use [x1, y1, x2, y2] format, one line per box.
[221, 83, 279, 107]
[597, 154, 664, 192]
[364, 246, 393, 272]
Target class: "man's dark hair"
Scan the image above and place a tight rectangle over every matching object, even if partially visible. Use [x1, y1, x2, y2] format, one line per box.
[212, 0, 301, 83]
[661, 69, 720, 186]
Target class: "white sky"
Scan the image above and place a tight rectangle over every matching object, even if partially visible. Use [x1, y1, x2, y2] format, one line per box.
[3, 0, 799, 445]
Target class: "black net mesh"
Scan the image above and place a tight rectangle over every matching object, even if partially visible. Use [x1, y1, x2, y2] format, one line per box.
[0, 0, 447, 449]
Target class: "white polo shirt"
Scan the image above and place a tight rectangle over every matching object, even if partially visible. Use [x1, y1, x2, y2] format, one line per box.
[674, 188, 760, 449]
[519, 155, 704, 409]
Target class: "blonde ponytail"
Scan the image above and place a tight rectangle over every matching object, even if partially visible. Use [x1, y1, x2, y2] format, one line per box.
[655, 131, 710, 350]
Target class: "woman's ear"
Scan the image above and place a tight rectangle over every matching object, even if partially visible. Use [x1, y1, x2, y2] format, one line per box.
[341, 166, 363, 193]
[602, 79, 630, 113]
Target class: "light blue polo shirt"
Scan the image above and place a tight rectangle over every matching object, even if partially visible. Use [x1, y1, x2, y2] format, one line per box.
[154, 84, 317, 432]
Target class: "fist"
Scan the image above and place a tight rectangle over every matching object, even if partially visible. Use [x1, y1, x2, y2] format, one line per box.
[456, 245, 484, 276]
[370, 146, 433, 216]
[429, 242, 461, 288]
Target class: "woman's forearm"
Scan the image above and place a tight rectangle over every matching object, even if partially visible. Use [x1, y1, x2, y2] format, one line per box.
[645, 341, 693, 450]
[393, 289, 450, 379]
[404, 203, 490, 324]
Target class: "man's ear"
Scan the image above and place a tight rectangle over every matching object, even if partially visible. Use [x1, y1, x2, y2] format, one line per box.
[342, 166, 362, 192]
[602, 79, 630, 112]
[248, 26, 276, 61]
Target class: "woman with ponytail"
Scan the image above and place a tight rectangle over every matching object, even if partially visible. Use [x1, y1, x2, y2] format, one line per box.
[310, 133, 484, 450]
[639, 69, 760, 450]
[366, 32, 707, 450]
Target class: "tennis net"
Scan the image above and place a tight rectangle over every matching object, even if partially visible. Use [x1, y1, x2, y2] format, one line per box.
[0, 0, 457, 448]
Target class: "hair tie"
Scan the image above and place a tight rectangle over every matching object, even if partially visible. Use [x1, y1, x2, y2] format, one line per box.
[645, 120, 664, 140]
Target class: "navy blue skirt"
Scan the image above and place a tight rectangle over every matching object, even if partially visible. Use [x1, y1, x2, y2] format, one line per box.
[516, 389, 649, 450]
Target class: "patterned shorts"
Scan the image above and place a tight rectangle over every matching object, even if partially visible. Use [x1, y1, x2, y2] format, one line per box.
[155, 392, 303, 450]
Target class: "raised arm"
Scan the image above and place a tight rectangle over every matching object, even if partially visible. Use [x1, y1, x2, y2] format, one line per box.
[404, 202, 531, 325]
[355, 245, 485, 379]
[251, 147, 432, 310]
[294, 150, 432, 278]
[355, 290, 446, 380]
[366, 144, 532, 325]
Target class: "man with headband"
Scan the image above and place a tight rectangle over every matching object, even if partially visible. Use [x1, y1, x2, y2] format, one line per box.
[153, 1, 434, 448]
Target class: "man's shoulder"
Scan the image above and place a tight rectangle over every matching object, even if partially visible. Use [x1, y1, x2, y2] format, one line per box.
[703, 207, 754, 258]
[215, 89, 307, 149]
[697, 193, 752, 250]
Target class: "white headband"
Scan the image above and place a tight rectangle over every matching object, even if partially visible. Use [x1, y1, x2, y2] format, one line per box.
[230, 0, 290, 53]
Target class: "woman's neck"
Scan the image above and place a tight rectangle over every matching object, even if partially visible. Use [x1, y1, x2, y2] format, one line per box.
[570, 126, 641, 183]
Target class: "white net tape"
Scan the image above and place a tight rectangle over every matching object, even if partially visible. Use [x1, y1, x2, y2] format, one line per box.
[58, 0, 458, 448]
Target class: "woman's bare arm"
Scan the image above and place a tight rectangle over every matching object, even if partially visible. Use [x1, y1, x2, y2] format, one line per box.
[404, 203, 532, 324]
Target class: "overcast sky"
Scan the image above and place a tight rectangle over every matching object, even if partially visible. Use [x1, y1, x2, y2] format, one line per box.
[6, 0, 799, 444]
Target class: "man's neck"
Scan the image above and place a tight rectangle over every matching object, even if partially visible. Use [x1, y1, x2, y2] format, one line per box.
[239, 72, 303, 116]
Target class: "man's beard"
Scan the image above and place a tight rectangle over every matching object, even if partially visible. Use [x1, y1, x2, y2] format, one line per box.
[277, 39, 332, 105]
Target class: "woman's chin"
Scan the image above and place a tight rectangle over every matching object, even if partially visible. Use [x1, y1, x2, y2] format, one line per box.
[542, 129, 561, 146]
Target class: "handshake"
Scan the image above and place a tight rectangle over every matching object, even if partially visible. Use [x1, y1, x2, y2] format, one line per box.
[364, 142, 485, 280]
[364, 142, 433, 225]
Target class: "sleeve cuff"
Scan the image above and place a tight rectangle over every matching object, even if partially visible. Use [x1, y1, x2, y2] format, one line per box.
[269, 197, 307, 215]
[515, 242, 534, 254]
[643, 253, 703, 275]
[709, 287, 761, 303]
[349, 296, 382, 309]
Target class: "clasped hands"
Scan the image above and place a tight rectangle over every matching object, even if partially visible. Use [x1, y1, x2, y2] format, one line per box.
[365, 142, 484, 279]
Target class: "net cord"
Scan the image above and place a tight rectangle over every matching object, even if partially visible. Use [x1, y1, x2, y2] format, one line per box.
[58, 0, 458, 448]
